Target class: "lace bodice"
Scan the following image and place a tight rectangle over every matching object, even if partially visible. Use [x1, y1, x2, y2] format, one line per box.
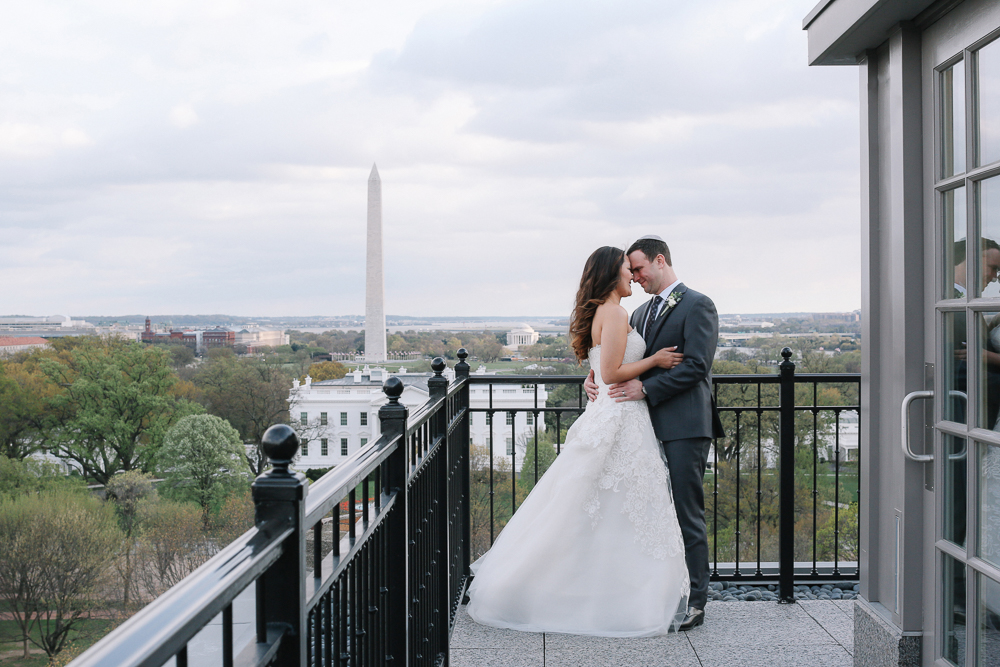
[567, 328, 685, 562]
[588, 329, 646, 387]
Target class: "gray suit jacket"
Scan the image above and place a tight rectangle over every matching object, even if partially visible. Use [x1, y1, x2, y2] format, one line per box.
[630, 284, 725, 442]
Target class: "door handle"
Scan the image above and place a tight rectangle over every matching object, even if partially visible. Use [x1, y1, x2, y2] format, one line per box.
[901, 390, 933, 462]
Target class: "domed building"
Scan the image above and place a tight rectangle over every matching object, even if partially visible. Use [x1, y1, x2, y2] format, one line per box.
[505, 324, 539, 350]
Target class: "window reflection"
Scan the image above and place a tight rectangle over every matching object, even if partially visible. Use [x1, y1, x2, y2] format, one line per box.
[980, 574, 1000, 667]
[945, 187, 968, 299]
[944, 311, 968, 425]
[977, 314, 1000, 429]
[978, 39, 1000, 166]
[981, 441, 1000, 568]
[943, 61, 966, 178]
[944, 435, 967, 548]
[978, 176, 1000, 298]
[944, 553, 967, 666]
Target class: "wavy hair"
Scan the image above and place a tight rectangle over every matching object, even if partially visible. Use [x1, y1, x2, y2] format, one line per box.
[570, 246, 625, 362]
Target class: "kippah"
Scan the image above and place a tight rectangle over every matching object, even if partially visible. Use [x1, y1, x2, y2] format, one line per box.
[637, 234, 663, 241]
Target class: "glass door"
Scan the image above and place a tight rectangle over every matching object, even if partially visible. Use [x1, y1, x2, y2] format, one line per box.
[933, 30, 1000, 667]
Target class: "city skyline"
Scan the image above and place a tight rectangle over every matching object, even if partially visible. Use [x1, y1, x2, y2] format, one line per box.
[2, 0, 860, 317]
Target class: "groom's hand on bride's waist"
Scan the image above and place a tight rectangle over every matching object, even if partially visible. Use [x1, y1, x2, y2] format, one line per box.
[608, 379, 644, 402]
[584, 370, 599, 402]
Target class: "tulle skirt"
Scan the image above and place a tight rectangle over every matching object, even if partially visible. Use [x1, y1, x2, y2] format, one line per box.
[466, 394, 689, 637]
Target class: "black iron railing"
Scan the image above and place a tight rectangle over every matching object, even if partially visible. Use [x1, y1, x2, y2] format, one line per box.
[469, 348, 861, 603]
[69, 347, 860, 667]
[71, 356, 471, 667]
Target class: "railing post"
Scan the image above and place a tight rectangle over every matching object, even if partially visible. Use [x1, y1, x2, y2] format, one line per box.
[428, 358, 449, 665]
[778, 348, 796, 603]
[252, 424, 308, 665]
[379, 377, 408, 664]
[455, 350, 471, 585]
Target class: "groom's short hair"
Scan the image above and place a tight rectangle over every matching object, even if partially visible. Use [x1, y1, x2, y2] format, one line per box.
[627, 237, 672, 266]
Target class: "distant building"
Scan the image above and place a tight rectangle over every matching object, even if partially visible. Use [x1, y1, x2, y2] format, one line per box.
[289, 365, 547, 471]
[0, 315, 93, 331]
[0, 336, 51, 357]
[235, 327, 289, 350]
[140, 317, 235, 354]
[506, 325, 539, 349]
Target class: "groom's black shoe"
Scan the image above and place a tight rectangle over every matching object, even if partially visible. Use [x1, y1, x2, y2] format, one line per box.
[678, 607, 705, 631]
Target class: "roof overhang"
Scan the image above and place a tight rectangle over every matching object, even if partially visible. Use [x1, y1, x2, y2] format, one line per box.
[803, 0, 945, 65]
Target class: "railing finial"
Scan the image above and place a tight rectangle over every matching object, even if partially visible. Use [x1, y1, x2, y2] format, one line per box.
[261, 424, 300, 475]
[383, 376, 404, 404]
[780, 347, 794, 368]
[456, 348, 470, 379]
[431, 356, 446, 375]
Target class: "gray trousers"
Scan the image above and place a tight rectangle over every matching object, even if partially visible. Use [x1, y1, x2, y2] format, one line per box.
[661, 437, 712, 610]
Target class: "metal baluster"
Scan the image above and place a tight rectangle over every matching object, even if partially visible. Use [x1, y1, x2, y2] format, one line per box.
[510, 410, 517, 514]
[833, 408, 842, 577]
[778, 348, 796, 603]
[734, 410, 742, 577]
[223, 603, 233, 667]
[811, 383, 819, 577]
[712, 382, 719, 578]
[756, 383, 763, 577]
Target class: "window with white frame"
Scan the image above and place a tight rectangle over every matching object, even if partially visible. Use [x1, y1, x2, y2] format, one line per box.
[341, 438, 349, 456]
[320, 412, 328, 425]
[340, 412, 348, 426]
[320, 438, 328, 456]
[300, 412, 308, 426]
[360, 412, 368, 426]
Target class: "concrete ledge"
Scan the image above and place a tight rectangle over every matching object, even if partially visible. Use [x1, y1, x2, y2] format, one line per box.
[853, 598, 920, 666]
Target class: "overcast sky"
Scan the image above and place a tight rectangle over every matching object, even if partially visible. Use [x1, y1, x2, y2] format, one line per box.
[1, 0, 860, 319]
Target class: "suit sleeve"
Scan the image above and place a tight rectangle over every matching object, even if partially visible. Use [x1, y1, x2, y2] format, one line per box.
[642, 295, 718, 407]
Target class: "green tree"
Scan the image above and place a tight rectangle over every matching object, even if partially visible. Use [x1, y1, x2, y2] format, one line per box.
[42, 337, 201, 485]
[518, 431, 558, 493]
[0, 357, 59, 459]
[0, 455, 83, 501]
[159, 414, 251, 516]
[134, 499, 209, 603]
[0, 489, 120, 658]
[105, 470, 157, 610]
[153, 343, 196, 369]
[194, 354, 292, 474]
[303, 360, 348, 382]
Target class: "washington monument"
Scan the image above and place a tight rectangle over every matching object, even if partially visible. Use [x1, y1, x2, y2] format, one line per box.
[365, 164, 387, 362]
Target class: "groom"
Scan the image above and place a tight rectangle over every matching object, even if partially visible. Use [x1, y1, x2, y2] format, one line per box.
[585, 235, 724, 631]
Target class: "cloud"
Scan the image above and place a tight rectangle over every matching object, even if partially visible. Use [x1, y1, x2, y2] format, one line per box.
[169, 103, 200, 128]
[0, 0, 860, 317]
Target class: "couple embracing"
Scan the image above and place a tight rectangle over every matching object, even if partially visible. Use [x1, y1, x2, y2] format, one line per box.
[466, 236, 725, 636]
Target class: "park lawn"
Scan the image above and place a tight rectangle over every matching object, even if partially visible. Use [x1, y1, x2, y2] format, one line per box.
[0, 619, 115, 665]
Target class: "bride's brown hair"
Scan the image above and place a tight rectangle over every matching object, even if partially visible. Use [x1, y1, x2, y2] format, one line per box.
[570, 246, 625, 362]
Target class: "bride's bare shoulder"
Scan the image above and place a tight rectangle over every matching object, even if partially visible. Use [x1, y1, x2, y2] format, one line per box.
[595, 302, 628, 323]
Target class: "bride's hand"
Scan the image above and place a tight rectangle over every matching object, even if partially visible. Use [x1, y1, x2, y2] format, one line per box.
[651, 346, 683, 369]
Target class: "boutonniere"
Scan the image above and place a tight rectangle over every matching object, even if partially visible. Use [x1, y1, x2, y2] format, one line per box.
[664, 291, 683, 310]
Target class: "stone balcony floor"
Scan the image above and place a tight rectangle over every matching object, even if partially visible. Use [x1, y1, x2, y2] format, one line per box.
[450, 600, 855, 667]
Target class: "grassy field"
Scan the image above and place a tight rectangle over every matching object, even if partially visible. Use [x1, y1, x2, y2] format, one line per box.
[0, 619, 115, 666]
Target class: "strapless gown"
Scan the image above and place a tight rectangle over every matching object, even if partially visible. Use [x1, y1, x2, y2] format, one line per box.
[466, 329, 689, 636]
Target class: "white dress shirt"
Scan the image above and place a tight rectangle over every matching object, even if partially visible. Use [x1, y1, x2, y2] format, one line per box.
[644, 278, 682, 326]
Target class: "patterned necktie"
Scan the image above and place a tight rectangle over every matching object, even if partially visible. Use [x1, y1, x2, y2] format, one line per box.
[643, 295, 663, 339]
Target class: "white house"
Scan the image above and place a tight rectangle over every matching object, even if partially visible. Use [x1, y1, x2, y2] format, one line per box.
[288, 365, 547, 471]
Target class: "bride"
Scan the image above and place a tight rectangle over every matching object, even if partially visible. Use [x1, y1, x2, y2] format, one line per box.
[465, 246, 690, 637]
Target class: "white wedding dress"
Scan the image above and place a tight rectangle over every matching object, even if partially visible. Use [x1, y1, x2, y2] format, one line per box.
[466, 329, 690, 637]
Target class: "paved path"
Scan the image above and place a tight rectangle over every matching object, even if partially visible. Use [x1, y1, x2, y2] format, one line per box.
[450, 600, 854, 667]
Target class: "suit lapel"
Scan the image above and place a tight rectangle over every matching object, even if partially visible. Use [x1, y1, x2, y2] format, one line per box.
[645, 284, 688, 355]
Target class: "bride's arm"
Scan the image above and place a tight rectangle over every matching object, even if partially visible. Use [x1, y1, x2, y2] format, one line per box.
[596, 304, 680, 384]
